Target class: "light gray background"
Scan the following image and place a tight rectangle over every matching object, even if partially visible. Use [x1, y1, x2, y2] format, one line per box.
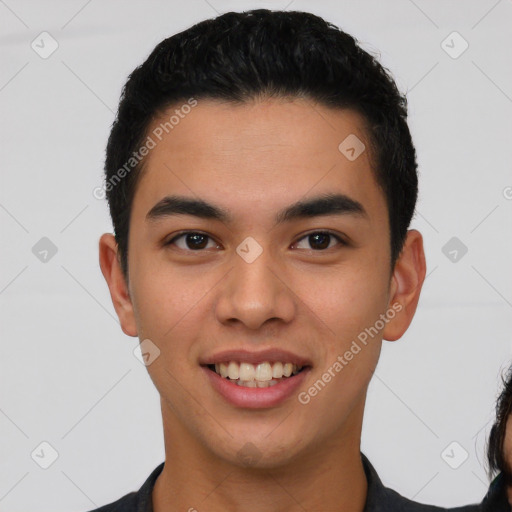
[1, 0, 511, 510]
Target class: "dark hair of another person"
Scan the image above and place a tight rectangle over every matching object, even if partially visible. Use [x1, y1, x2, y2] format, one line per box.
[104, 9, 418, 278]
[488, 366, 512, 482]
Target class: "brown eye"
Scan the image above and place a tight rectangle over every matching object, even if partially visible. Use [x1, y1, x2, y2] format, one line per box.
[168, 232, 218, 251]
[294, 231, 344, 251]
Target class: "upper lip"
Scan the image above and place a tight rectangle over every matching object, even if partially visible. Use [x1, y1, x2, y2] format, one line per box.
[200, 348, 312, 367]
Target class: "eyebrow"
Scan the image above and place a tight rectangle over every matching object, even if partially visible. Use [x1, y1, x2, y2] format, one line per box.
[146, 193, 367, 225]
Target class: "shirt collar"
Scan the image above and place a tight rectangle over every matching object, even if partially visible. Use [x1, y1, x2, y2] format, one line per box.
[133, 452, 449, 511]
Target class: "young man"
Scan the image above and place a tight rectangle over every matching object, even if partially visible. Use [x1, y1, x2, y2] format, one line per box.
[480, 366, 512, 511]
[95, 9, 480, 512]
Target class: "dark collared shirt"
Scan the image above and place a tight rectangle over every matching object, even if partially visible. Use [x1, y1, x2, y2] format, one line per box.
[87, 453, 481, 511]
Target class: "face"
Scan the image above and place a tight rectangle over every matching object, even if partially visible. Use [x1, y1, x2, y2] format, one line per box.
[100, 97, 425, 469]
[503, 416, 512, 503]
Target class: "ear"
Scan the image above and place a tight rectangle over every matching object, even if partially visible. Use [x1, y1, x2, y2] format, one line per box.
[99, 233, 138, 337]
[382, 229, 426, 342]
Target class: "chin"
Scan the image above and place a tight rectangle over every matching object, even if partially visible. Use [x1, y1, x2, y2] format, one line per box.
[200, 428, 306, 470]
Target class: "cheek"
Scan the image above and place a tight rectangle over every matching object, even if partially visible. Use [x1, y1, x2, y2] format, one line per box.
[301, 264, 391, 344]
[130, 267, 210, 348]
[129, 272, 212, 403]
[296, 271, 386, 432]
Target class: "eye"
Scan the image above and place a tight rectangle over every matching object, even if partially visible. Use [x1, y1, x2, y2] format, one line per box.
[293, 231, 345, 251]
[167, 231, 220, 251]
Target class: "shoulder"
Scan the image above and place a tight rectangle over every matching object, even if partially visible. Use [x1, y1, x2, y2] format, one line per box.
[83, 462, 165, 512]
[361, 453, 480, 512]
[479, 473, 510, 512]
[85, 492, 137, 512]
[370, 484, 479, 512]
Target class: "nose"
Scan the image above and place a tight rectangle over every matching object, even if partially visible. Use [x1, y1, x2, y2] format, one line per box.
[214, 248, 296, 331]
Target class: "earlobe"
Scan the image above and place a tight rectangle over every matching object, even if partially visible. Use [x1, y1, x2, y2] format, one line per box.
[98, 233, 138, 337]
[382, 229, 426, 342]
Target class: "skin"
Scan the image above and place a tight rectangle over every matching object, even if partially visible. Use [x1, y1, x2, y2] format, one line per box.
[99, 97, 426, 512]
[503, 415, 512, 503]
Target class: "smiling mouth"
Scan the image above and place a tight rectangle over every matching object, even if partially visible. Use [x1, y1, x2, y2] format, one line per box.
[205, 361, 307, 388]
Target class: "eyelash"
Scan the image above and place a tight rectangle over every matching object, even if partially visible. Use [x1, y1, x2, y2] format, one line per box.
[165, 230, 347, 252]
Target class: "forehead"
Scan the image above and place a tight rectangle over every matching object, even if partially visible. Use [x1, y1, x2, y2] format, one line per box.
[133, 97, 386, 224]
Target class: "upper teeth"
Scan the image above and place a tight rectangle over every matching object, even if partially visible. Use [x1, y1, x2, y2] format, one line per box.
[214, 361, 302, 381]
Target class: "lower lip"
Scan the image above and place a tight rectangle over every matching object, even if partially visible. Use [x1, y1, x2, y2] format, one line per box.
[203, 366, 310, 409]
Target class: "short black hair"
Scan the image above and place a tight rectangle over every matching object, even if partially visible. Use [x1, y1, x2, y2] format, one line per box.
[104, 9, 418, 278]
[488, 365, 512, 482]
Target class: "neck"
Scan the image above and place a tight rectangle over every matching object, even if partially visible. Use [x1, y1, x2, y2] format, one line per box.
[153, 402, 367, 512]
